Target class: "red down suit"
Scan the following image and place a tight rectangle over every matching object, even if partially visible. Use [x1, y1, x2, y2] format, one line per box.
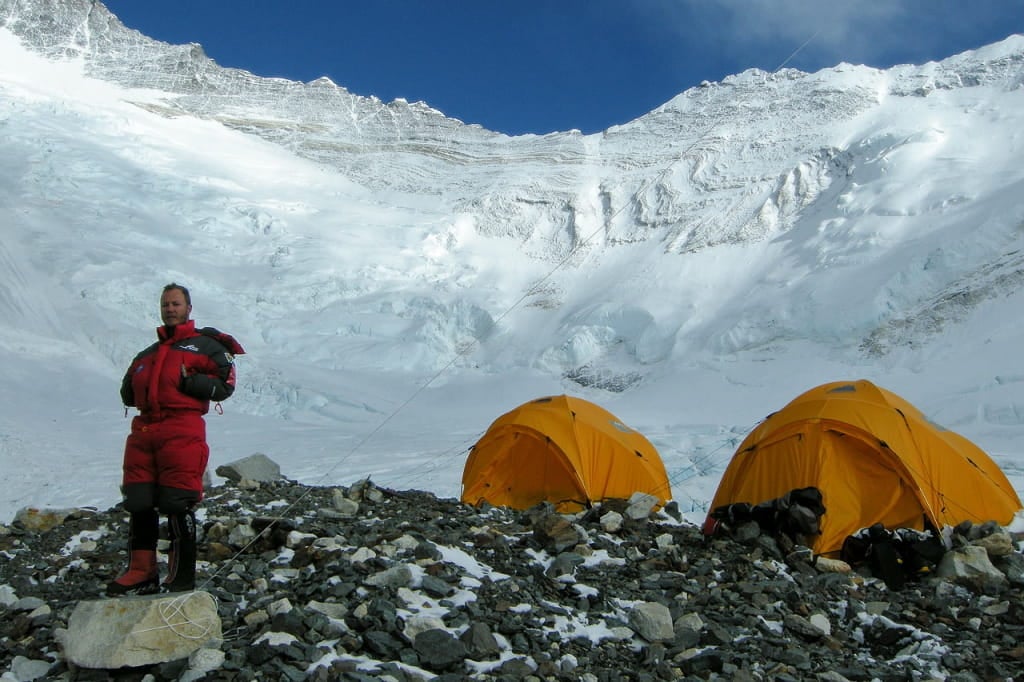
[120, 320, 245, 512]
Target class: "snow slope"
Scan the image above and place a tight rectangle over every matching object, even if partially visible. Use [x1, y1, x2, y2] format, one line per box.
[1, 4, 1023, 523]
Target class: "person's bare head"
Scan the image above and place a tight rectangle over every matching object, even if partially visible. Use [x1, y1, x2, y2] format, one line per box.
[160, 283, 192, 326]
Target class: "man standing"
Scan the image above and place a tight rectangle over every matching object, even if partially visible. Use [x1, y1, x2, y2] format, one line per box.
[108, 283, 244, 595]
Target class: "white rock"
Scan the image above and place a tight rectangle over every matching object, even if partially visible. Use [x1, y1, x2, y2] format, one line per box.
[267, 597, 293, 617]
[624, 492, 659, 520]
[179, 647, 226, 682]
[815, 557, 852, 573]
[9, 655, 53, 681]
[0, 585, 18, 607]
[809, 612, 831, 636]
[401, 614, 447, 642]
[349, 547, 377, 563]
[62, 592, 222, 669]
[600, 511, 623, 533]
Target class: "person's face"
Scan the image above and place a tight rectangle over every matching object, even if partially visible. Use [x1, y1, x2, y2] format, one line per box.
[160, 289, 192, 326]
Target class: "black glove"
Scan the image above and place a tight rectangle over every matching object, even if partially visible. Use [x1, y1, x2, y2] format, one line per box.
[180, 364, 212, 398]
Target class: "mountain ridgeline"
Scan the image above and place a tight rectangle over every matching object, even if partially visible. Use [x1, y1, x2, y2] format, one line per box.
[1, 0, 1023, 404]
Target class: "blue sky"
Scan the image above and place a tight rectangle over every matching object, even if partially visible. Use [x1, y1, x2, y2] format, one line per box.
[102, 0, 1023, 136]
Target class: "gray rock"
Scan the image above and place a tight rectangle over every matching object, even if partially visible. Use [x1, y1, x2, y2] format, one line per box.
[532, 513, 583, 553]
[600, 510, 624, 532]
[215, 452, 282, 483]
[628, 601, 674, 642]
[8, 655, 53, 681]
[348, 478, 384, 503]
[624, 492, 659, 520]
[971, 530, 1015, 557]
[783, 613, 827, 640]
[460, 621, 501, 659]
[936, 545, 1008, 592]
[329, 491, 360, 517]
[994, 551, 1024, 585]
[12, 596, 45, 612]
[13, 506, 87, 533]
[401, 614, 446, 643]
[364, 564, 414, 589]
[413, 628, 467, 671]
[179, 647, 226, 682]
[0, 584, 17, 607]
[61, 592, 222, 669]
[546, 551, 585, 578]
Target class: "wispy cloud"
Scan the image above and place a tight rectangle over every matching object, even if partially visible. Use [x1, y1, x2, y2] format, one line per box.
[698, 1, 907, 61]
[639, 0, 1020, 75]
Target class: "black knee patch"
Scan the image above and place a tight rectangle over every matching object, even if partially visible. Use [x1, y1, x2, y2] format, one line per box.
[122, 483, 157, 513]
[157, 486, 200, 514]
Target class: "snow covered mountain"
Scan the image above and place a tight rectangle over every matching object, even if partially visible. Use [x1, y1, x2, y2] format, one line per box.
[1, 0, 1023, 521]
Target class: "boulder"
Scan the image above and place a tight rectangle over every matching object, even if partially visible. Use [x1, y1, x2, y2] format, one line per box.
[215, 453, 282, 483]
[61, 592, 222, 669]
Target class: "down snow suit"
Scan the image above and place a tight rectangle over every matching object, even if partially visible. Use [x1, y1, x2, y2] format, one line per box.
[120, 319, 244, 513]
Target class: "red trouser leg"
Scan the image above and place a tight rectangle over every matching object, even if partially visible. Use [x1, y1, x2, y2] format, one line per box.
[153, 414, 209, 505]
[122, 417, 160, 508]
[123, 414, 208, 511]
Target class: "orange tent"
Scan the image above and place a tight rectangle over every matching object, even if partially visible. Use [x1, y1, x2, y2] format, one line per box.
[461, 395, 671, 511]
[706, 380, 1022, 556]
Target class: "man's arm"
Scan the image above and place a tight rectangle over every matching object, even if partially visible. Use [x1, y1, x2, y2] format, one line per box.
[120, 368, 135, 406]
[180, 346, 237, 401]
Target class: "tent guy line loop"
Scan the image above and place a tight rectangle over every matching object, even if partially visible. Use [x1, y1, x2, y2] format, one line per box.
[129, 592, 216, 639]
[188, 29, 826, 586]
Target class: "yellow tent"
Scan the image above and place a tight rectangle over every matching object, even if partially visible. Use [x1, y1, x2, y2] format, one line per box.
[461, 395, 671, 511]
[706, 380, 1022, 556]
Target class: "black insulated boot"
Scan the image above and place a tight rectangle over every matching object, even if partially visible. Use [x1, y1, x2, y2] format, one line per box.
[106, 509, 160, 596]
[162, 511, 197, 593]
[106, 549, 159, 596]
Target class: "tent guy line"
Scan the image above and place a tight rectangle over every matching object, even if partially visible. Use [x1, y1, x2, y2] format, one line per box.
[263, 25, 828, 502]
